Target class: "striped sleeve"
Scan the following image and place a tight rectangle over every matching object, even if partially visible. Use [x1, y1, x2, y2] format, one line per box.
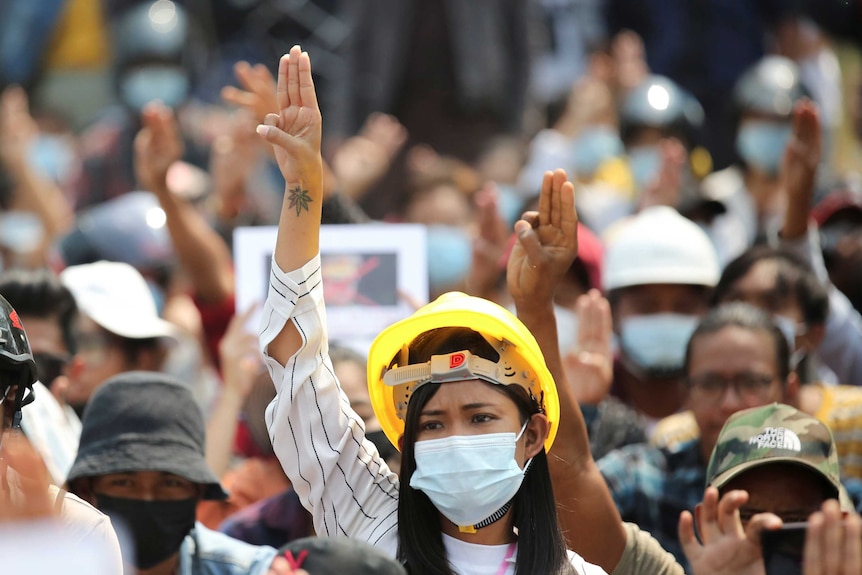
[259, 253, 400, 549]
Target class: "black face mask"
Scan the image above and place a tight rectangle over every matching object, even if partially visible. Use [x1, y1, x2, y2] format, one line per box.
[96, 494, 197, 569]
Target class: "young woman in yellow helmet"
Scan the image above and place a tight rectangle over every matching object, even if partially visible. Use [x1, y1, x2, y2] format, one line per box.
[255, 46, 605, 575]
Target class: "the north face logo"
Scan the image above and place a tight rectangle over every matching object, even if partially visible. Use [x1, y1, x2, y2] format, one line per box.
[748, 427, 802, 451]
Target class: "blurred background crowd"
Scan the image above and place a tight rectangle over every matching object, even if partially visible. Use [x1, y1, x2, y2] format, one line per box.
[0, 0, 861, 572]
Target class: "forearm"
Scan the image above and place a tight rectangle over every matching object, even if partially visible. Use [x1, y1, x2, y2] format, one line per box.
[152, 182, 235, 303]
[516, 302, 627, 571]
[7, 164, 73, 240]
[204, 386, 244, 478]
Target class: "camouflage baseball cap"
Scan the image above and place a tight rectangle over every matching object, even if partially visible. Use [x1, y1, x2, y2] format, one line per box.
[706, 403, 840, 498]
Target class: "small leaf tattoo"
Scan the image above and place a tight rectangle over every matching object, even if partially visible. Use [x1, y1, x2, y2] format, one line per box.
[287, 185, 313, 216]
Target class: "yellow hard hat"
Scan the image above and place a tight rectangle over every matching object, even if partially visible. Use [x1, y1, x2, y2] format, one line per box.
[367, 292, 560, 452]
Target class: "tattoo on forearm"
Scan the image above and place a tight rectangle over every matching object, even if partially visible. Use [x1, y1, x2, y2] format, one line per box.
[288, 185, 313, 216]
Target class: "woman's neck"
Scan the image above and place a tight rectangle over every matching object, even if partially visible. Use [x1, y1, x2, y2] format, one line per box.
[440, 509, 516, 546]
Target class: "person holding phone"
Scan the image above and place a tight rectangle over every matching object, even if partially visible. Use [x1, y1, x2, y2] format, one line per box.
[679, 402, 862, 575]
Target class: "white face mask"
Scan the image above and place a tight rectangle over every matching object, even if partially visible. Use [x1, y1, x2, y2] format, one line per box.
[619, 313, 699, 376]
[409, 421, 531, 530]
[555, 305, 580, 355]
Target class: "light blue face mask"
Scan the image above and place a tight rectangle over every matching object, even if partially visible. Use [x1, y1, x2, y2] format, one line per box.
[627, 146, 662, 192]
[0, 211, 44, 254]
[426, 225, 473, 292]
[28, 134, 75, 183]
[571, 126, 624, 177]
[410, 421, 531, 529]
[120, 65, 191, 112]
[735, 121, 792, 176]
[620, 313, 699, 376]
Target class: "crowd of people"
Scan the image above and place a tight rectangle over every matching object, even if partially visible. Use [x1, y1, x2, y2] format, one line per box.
[1, 1, 862, 574]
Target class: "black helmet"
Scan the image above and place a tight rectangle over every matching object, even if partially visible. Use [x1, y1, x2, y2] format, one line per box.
[0, 293, 37, 427]
[619, 75, 705, 147]
[732, 56, 807, 119]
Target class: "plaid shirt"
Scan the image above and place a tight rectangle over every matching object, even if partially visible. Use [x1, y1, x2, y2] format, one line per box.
[597, 439, 705, 572]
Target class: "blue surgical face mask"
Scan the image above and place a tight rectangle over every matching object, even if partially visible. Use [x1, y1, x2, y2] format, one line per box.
[426, 225, 472, 292]
[28, 134, 75, 183]
[409, 421, 531, 529]
[620, 313, 699, 376]
[0, 211, 44, 254]
[736, 121, 792, 176]
[120, 65, 191, 112]
[572, 126, 624, 177]
[627, 146, 662, 192]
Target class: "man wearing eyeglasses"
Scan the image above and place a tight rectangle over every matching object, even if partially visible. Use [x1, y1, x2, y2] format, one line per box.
[0, 268, 82, 484]
[597, 302, 799, 571]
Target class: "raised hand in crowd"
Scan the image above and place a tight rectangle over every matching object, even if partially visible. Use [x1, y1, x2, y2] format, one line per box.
[330, 112, 407, 201]
[638, 137, 687, 210]
[0, 433, 54, 522]
[780, 98, 821, 240]
[465, 181, 510, 302]
[0, 86, 74, 256]
[206, 305, 263, 478]
[135, 101, 234, 304]
[222, 61, 279, 127]
[679, 487, 780, 575]
[804, 499, 862, 575]
[134, 101, 184, 194]
[209, 109, 263, 222]
[506, 169, 628, 572]
[563, 289, 614, 406]
[681, 486, 862, 575]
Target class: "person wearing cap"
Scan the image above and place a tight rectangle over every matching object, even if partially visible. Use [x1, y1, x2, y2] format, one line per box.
[679, 402, 862, 575]
[256, 47, 605, 574]
[598, 302, 799, 570]
[0, 292, 124, 572]
[602, 204, 720, 426]
[66, 371, 280, 575]
[59, 259, 177, 415]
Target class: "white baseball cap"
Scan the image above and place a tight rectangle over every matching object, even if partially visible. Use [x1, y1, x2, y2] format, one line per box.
[60, 261, 178, 341]
[602, 206, 720, 291]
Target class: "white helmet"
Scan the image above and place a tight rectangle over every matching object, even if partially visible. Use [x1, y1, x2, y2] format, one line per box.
[602, 206, 720, 291]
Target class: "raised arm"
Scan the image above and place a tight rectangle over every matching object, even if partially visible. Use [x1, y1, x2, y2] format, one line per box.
[134, 102, 235, 305]
[507, 169, 628, 571]
[255, 47, 399, 545]
[255, 47, 323, 365]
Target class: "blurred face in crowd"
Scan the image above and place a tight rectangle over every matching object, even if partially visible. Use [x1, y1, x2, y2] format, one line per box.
[67, 316, 132, 408]
[719, 463, 831, 526]
[81, 470, 202, 574]
[612, 283, 710, 379]
[686, 325, 795, 461]
[717, 259, 821, 359]
[18, 314, 73, 403]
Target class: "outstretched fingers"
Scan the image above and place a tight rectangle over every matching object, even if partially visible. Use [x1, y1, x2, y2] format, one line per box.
[298, 50, 317, 111]
[276, 53, 290, 112]
[287, 45, 301, 109]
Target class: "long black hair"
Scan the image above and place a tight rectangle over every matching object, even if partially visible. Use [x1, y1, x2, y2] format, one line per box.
[395, 327, 573, 575]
